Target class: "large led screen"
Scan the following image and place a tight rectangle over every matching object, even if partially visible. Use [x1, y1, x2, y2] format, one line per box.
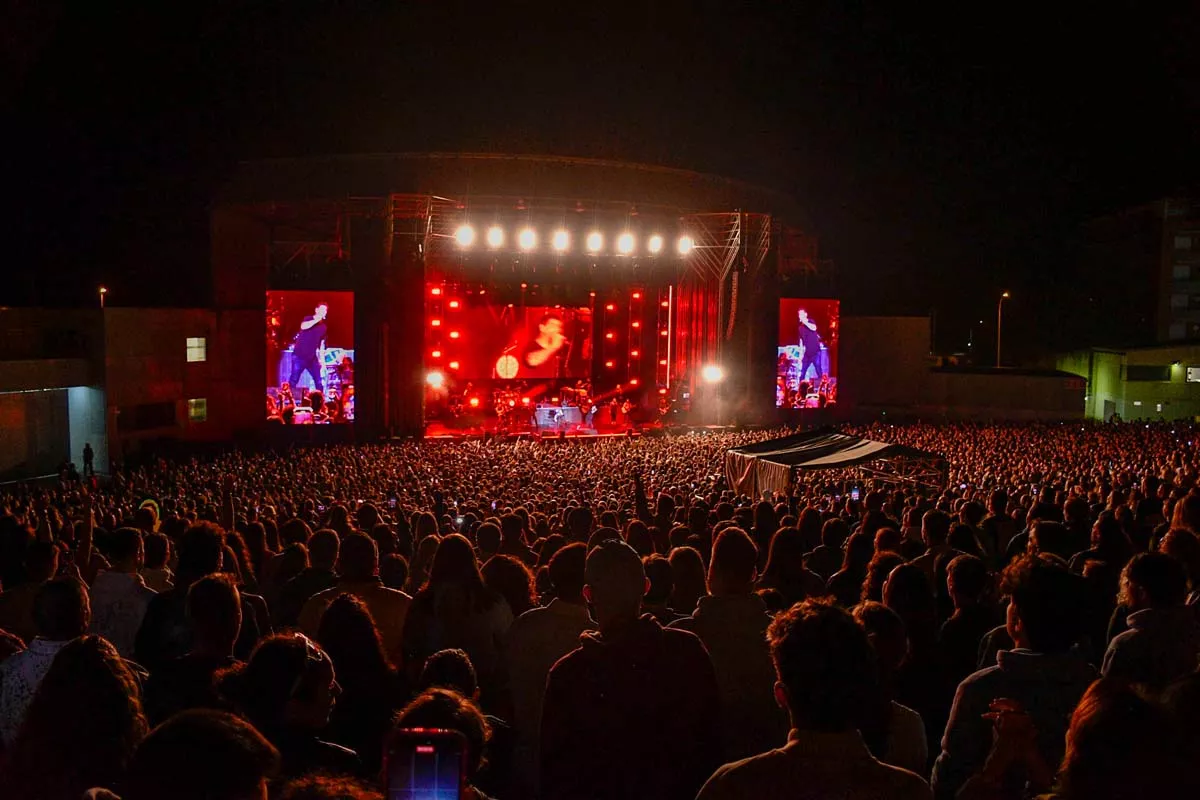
[777, 298, 839, 407]
[438, 305, 593, 380]
[266, 291, 355, 423]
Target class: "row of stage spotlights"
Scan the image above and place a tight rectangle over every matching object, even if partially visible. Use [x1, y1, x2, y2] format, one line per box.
[453, 224, 694, 256]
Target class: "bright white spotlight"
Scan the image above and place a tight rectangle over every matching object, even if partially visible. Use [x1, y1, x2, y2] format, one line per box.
[701, 364, 725, 383]
[617, 232, 635, 255]
[552, 229, 570, 252]
[454, 224, 475, 247]
[647, 234, 664, 254]
[677, 235, 695, 255]
[425, 371, 446, 388]
[486, 225, 504, 248]
[586, 231, 603, 253]
[518, 228, 537, 251]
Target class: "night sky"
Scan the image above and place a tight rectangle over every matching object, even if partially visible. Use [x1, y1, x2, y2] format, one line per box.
[5, 3, 1198, 358]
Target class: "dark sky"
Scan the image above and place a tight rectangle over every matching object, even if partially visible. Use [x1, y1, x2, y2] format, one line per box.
[5, 2, 1198, 357]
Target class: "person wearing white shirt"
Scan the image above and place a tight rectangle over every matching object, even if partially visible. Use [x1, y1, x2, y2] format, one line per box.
[89, 528, 157, 659]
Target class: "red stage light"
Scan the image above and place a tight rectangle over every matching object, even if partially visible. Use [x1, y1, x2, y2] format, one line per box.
[630, 378, 639, 385]
[448, 300, 460, 309]
[431, 287, 442, 296]
[449, 361, 460, 369]
[661, 300, 669, 308]
[660, 330, 668, 336]
[521, 283, 528, 289]
[632, 292, 641, 299]
[631, 321, 641, 328]
[605, 332, 615, 340]
[449, 331, 460, 339]
[659, 388, 667, 395]
[479, 289, 486, 295]
[430, 319, 442, 327]
[469, 397, 480, 408]
[431, 350, 442, 358]
[605, 303, 615, 311]
[509, 400, 516, 407]
[659, 359, 668, 366]
[605, 361, 615, 368]
[631, 350, 639, 357]
[521, 397, 530, 404]
[589, 291, 596, 298]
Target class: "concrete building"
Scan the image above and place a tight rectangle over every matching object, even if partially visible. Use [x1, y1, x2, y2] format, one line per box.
[1058, 343, 1200, 421]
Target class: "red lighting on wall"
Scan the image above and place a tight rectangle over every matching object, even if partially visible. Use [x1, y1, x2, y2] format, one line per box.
[469, 397, 480, 408]
[449, 331, 460, 339]
[605, 303, 615, 311]
[431, 287, 442, 296]
[430, 319, 442, 327]
[605, 360, 615, 368]
[449, 361, 460, 369]
[448, 300, 460, 309]
[431, 350, 442, 358]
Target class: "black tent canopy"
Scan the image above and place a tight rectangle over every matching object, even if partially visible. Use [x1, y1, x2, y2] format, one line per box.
[724, 431, 947, 496]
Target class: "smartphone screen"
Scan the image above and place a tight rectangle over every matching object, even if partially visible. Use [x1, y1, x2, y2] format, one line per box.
[386, 729, 465, 800]
[850, 488, 860, 502]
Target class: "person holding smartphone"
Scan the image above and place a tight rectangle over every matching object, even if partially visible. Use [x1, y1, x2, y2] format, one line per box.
[386, 688, 492, 800]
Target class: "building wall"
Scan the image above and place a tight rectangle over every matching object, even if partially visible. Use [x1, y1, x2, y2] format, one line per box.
[68, 387, 108, 473]
[0, 390, 70, 480]
[920, 371, 1084, 421]
[1058, 343, 1200, 421]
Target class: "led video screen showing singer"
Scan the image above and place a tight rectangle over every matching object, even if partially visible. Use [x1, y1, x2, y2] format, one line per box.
[265, 291, 355, 423]
[445, 305, 593, 380]
[776, 298, 839, 408]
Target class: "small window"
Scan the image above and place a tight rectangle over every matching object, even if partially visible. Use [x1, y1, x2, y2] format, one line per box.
[1171, 293, 1189, 309]
[1176, 236, 1193, 250]
[1174, 264, 1191, 280]
[186, 337, 207, 363]
[188, 398, 208, 423]
[1187, 367, 1200, 383]
[1133, 400, 1143, 407]
[1156, 403, 1164, 413]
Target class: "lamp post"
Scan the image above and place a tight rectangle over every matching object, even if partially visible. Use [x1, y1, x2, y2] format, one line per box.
[98, 286, 108, 309]
[996, 291, 1010, 367]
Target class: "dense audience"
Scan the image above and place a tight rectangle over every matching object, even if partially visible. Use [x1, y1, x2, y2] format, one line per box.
[0, 420, 1198, 798]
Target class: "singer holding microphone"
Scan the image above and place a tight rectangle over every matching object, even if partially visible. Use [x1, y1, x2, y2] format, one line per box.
[520, 311, 570, 378]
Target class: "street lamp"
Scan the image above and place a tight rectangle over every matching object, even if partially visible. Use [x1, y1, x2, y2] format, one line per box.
[98, 286, 108, 309]
[996, 291, 1010, 367]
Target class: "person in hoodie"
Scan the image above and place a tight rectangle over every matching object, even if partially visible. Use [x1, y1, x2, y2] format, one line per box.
[932, 554, 1096, 800]
[671, 527, 787, 761]
[88, 527, 157, 659]
[1102, 551, 1200, 689]
[539, 538, 721, 800]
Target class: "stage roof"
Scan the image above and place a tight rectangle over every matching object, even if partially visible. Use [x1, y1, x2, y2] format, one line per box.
[725, 431, 946, 495]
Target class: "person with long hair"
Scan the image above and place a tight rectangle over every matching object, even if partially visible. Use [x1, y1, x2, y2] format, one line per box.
[402, 534, 513, 708]
[755, 527, 827, 607]
[826, 532, 875, 607]
[315, 593, 401, 775]
[217, 632, 359, 780]
[668, 546, 709, 617]
[481, 554, 536, 618]
[0, 635, 149, 800]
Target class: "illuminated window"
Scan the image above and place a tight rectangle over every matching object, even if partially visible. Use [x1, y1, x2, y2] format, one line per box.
[1186, 367, 1200, 383]
[186, 337, 207, 362]
[188, 398, 208, 423]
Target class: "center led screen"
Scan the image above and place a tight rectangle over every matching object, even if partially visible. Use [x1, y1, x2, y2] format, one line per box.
[438, 305, 593, 380]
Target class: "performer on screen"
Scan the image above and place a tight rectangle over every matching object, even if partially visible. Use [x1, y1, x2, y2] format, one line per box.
[289, 302, 328, 394]
[797, 308, 823, 382]
[520, 312, 569, 379]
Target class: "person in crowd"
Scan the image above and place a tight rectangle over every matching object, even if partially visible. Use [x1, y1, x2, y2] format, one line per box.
[300, 534, 411, 666]
[805, 517, 849, 580]
[861, 551, 904, 603]
[391, 688, 495, 800]
[852, 601, 929, 775]
[1102, 552, 1200, 688]
[541, 539, 721, 800]
[88, 526, 157, 659]
[136, 521, 263, 671]
[121, 709, 280, 800]
[978, 490, 1017, 567]
[911, 510, 957, 588]
[404, 534, 440, 595]
[276, 529, 340, 628]
[932, 554, 1096, 800]
[641, 553, 684, 625]
[671, 528, 788, 761]
[315, 593, 400, 775]
[140, 531, 174, 592]
[0, 540, 60, 644]
[0, 635, 148, 800]
[481, 554, 537, 618]
[667, 545, 709, 616]
[885, 562, 952, 759]
[498, 513, 537, 565]
[217, 632, 360, 779]
[696, 600, 932, 800]
[401, 534, 512, 703]
[827, 532, 875, 607]
[940, 554, 1000, 687]
[0, 577, 90, 744]
[379, 553, 409, 591]
[265, 543, 311, 612]
[279, 774, 384, 800]
[503, 542, 592, 796]
[143, 573, 242, 726]
[757, 526, 828, 606]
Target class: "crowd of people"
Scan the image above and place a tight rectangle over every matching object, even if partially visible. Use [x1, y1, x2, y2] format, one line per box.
[0, 420, 1198, 799]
